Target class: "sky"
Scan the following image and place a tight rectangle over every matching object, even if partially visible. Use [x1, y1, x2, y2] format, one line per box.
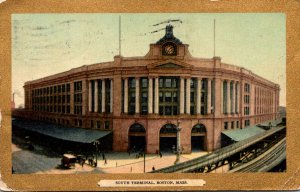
[12, 13, 286, 107]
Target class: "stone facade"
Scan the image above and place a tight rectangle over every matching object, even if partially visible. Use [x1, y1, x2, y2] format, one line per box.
[22, 25, 280, 154]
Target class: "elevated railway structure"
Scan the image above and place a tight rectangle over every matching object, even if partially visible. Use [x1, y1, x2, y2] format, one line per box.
[228, 137, 286, 172]
[151, 125, 286, 173]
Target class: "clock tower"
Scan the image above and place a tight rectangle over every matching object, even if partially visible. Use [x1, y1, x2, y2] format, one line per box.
[156, 25, 183, 56]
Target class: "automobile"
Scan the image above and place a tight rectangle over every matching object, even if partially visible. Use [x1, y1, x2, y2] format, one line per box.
[61, 154, 77, 169]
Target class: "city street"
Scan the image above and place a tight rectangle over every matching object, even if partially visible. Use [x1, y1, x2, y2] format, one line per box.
[12, 143, 207, 174]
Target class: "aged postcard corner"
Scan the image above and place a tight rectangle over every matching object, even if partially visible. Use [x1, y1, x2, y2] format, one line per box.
[0, 0, 300, 191]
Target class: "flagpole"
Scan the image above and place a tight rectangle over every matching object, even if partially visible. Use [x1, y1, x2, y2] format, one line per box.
[119, 15, 121, 56]
[214, 19, 216, 57]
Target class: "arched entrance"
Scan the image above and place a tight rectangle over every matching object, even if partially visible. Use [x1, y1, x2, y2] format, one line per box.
[191, 124, 207, 151]
[128, 123, 146, 151]
[159, 124, 177, 152]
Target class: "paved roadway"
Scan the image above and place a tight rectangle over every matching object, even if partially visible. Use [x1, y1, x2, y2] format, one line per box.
[12, 143, 207, 174]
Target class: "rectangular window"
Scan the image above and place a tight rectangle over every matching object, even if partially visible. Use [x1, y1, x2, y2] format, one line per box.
[141, 106, 148, 115]
[141, 78, 148, 88]
[190, 106, 195, 115]
[97, 121, 101, 129]
[231, 121, 234, 129]
[165, 78, 172, 88]
[142, 92, 148, 103]
[159, 78, 164, 88]
[190, 92, 195, 103]
[236, 121, 239, 128]
[165, 106, 172, 115]
[224, 122, 228, 130]
[159, 92, 163, 102]
[172, 79, 178, 88]
[190, 79, 195, 88]
[159, 106, 164, 115]
[62, 84, 65, 92]
[66, 84, 70, 92]
[173, 106, 178, 115]
[165, 92, 172, 102]
[130, 92, 135, 102]
[173, 92, 178, 102]
[129, 78, 136, 88]
[105, 121, 110, 129]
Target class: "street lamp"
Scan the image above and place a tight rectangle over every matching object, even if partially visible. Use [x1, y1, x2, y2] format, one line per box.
[174, 119, 182, 164]
[93, 140, 100, 167]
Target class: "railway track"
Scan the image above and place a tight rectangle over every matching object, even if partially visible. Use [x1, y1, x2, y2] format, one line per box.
[229, 137, 286, 172]
[151, 126, 285, 173]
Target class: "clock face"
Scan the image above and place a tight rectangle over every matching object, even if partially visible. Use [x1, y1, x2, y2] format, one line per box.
[164, 45, 175, 55]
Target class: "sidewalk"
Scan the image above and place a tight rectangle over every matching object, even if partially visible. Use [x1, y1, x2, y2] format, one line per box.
[96, 150, 208, 173]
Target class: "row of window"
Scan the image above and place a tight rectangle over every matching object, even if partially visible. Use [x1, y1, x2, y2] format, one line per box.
[90, 120, 110, 130]
[124, 77, 211, 115]
[32, 95, 71, 104]
[32, 83, 70, 96]
[224, 121, 240, 130]
[224, 119, 250, 130]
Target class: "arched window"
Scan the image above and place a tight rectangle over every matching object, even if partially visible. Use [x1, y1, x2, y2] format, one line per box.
[129, 123, 146, 133]
[160, 124, 177, 134]
[191, 124, 206, 133]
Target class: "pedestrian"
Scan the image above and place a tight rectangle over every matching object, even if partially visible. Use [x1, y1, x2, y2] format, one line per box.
[102, 153, 105, 160]
[159, 151, 162, 158]
[104, 158, 107, 165]
[152, 166, 155, 171]
[81, 159, 84, 167]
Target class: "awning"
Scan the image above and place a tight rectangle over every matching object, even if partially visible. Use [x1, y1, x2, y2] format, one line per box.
[12, 118, 111, 144]
[221, 125, 266, 142]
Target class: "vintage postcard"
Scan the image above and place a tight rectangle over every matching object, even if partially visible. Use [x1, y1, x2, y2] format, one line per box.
[0, 0, 299, 191]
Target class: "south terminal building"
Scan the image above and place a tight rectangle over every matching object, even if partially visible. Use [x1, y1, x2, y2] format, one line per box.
[20, 25, 280, 153]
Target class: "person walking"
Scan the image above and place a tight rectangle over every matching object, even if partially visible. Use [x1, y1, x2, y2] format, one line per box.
[152, 166, 155, 171]
[104, 158, 107, 165]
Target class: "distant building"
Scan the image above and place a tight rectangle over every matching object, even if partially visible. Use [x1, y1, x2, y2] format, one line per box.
[19, 25, 280, 153]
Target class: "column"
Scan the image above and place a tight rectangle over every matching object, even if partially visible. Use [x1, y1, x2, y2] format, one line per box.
[214, 77, 222, 117]
[148, 77, 153, 114]
[226, 80, 230, 114]
[135, 77, 140, 114]
[180, 77, 185, 114]
[207, 78, 211, 114]
[232, 81, 236, 114]
[186, 78, 191, 114]
[110, 79, 113, 113]
[196, 77, 202, 114]
[221, 80, 223, 114]
[101, 79, 106, 113]
[88, 80, 92, 112]
[82, 80, 87, 115]
[154, 77, 159, 114]
[124, 78, 128, 113]
[94, 80, 98, 112]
